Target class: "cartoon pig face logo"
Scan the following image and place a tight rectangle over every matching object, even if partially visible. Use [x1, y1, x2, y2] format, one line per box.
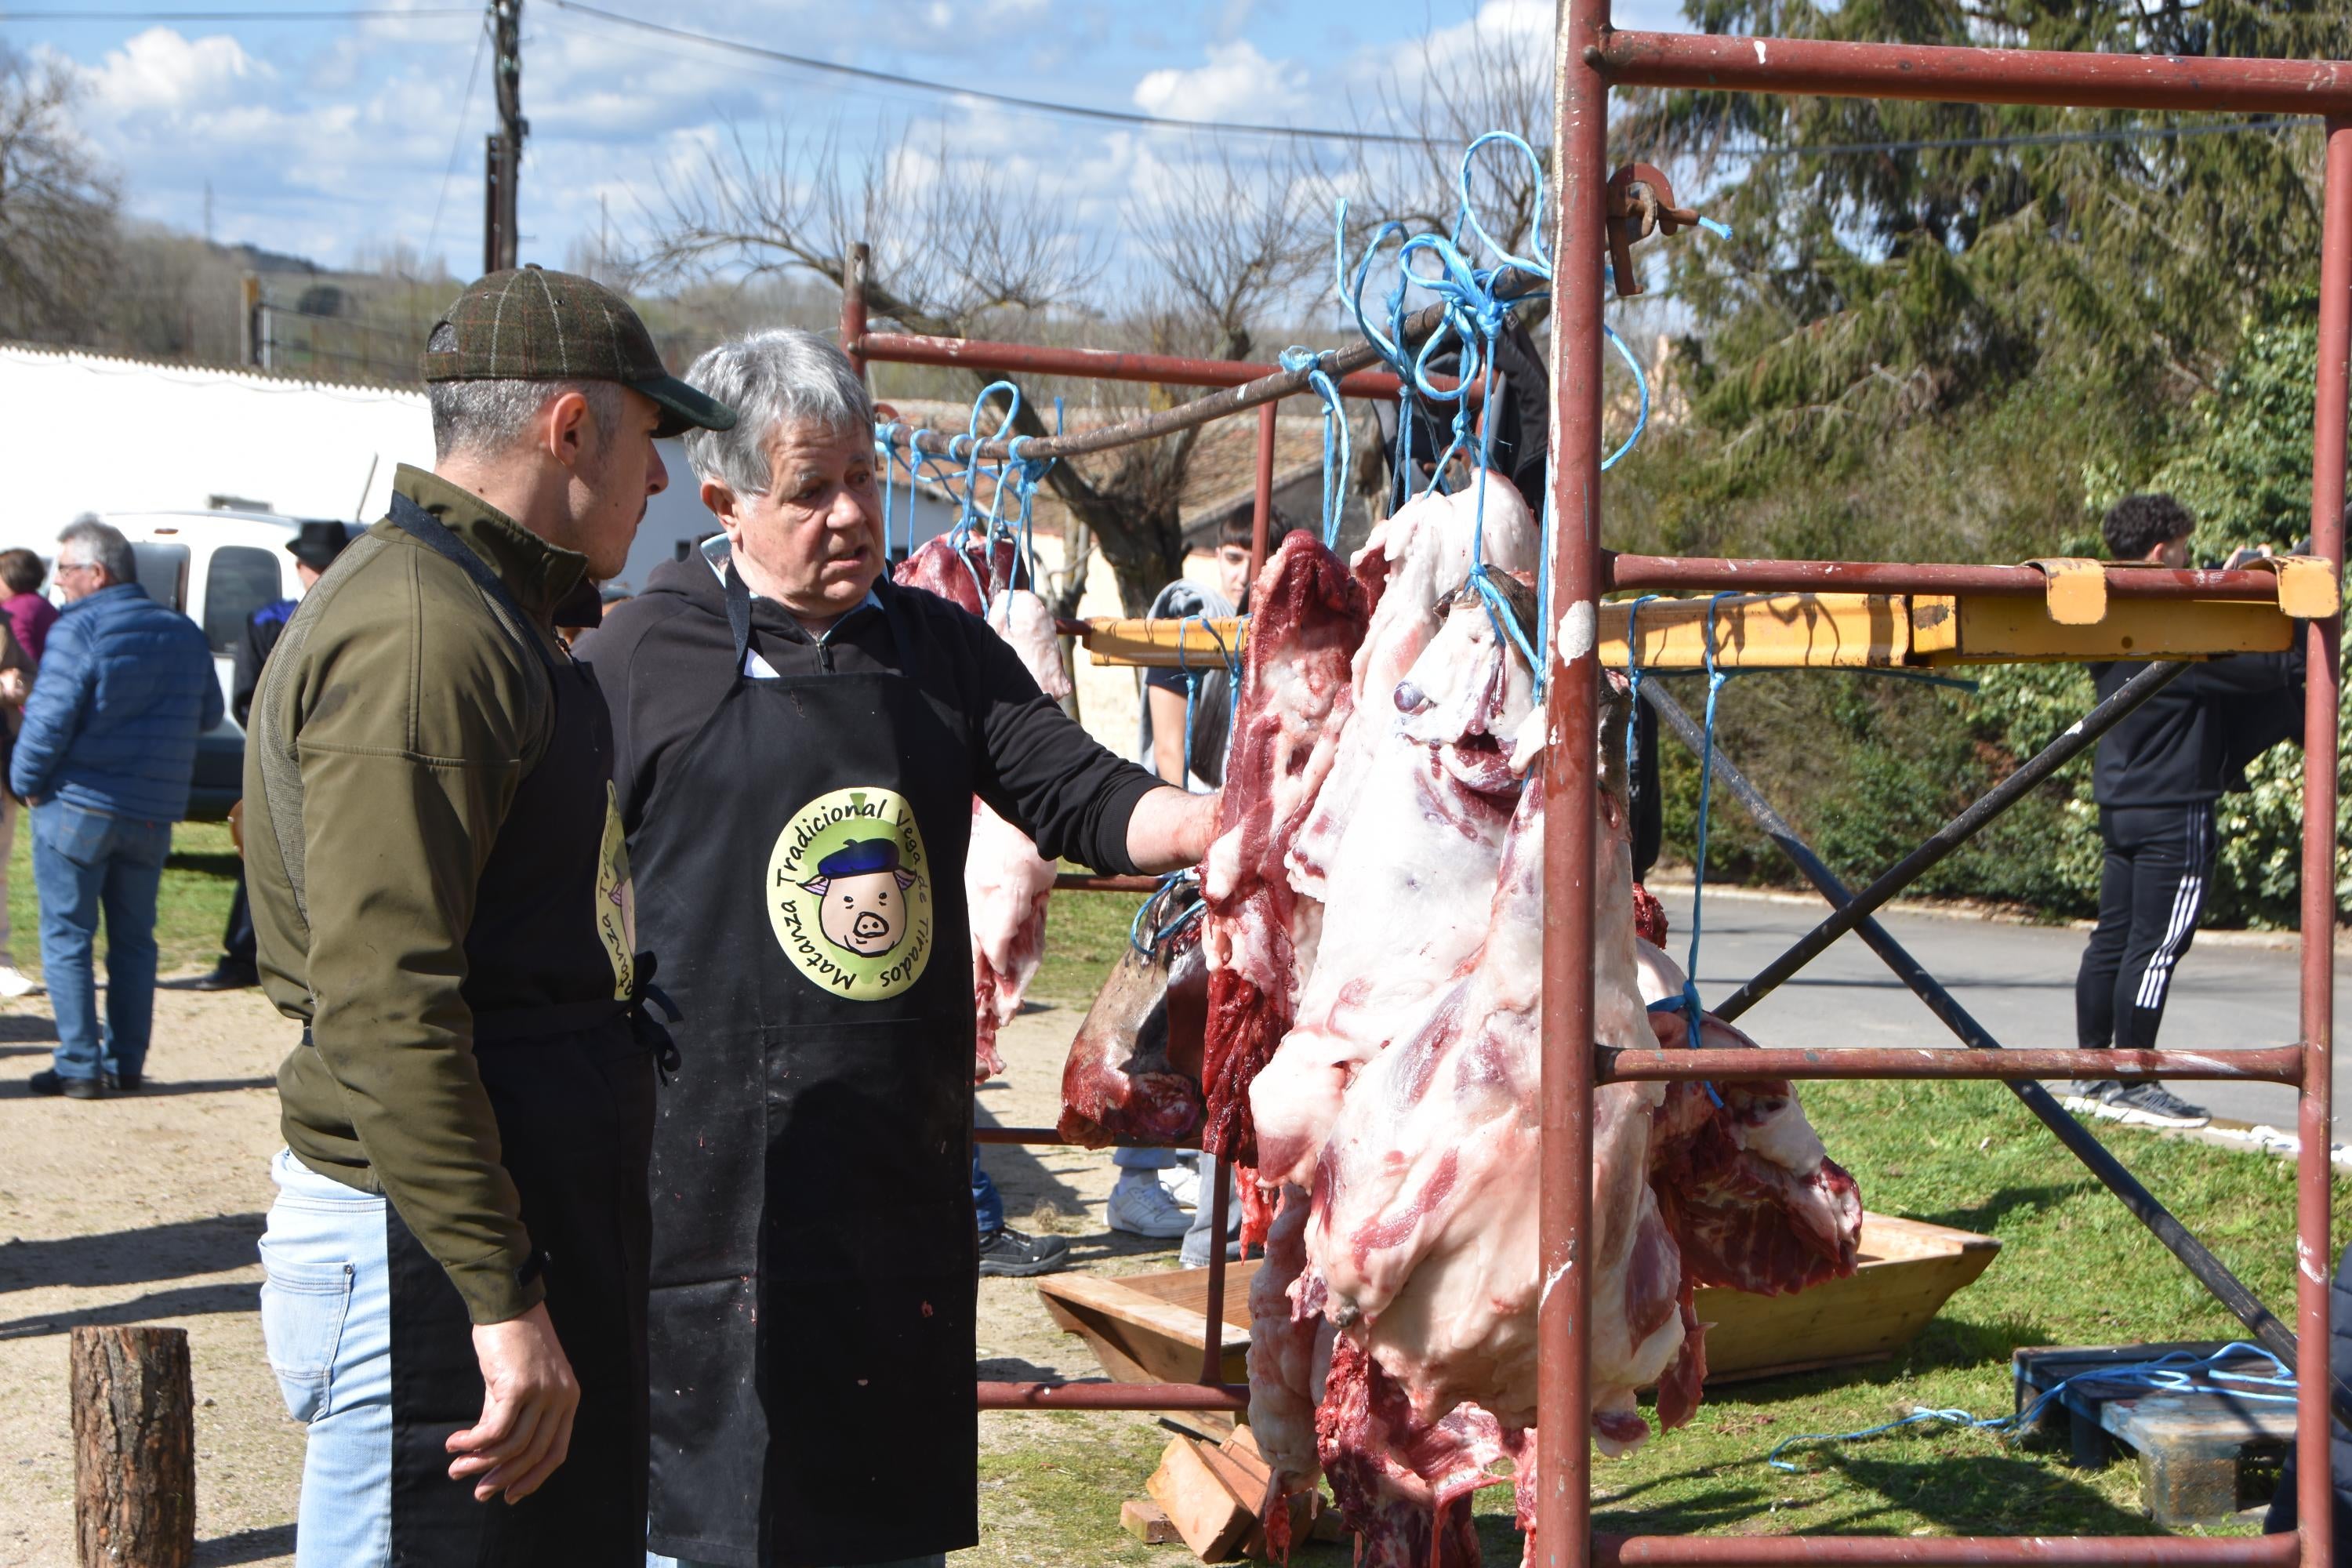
[800, 837, 917, 957]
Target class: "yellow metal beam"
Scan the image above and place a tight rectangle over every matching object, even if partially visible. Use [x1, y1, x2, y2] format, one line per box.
[1077, 586, 2314, 669]
[1603, 592, 1908, 670]
[1911, 594, 2296, 663]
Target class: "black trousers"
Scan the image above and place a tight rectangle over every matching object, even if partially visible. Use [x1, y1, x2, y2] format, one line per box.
[2074, 803, 2217, 1055]
[220, 869, 254, 967]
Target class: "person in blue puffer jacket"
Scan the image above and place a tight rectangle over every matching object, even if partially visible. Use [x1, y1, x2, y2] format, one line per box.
[13, 516, 222, 1099]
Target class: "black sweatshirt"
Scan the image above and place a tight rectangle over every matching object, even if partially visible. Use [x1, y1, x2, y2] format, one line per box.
[573, 554, 1159, 873]
[2088, 649, 2304, 809]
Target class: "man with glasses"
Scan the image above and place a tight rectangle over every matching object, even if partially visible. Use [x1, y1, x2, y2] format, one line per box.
[15, 516, 221, 1098]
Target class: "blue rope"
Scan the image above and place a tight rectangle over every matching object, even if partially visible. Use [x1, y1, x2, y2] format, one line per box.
[1171, 612, 1236, 786]
[1765, 1342, 2296, 1472]
[1675, 593, 1740, 1105]
[1277, 347, 1352, 550]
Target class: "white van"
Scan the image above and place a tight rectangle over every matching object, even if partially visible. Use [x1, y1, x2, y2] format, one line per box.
[84, 510, 360, 820]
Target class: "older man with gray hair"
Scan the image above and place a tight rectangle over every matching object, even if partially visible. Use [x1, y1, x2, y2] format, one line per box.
[575, 328, 1218, 1568]
[16, 514, 217, 1100]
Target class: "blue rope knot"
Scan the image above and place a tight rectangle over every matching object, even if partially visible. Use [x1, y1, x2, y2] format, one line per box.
[1129, 868, 1206, 956]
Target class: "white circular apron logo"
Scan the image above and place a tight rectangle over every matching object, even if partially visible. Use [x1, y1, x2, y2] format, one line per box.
[767, 786, 933, 1000]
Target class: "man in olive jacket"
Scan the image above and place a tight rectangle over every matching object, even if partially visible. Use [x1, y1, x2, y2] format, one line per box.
[243, 267, 734, 1566]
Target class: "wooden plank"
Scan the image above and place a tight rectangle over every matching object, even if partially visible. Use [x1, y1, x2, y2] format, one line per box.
[1036, 1272, 1251, 1351]
[1146, 1436, 1255, 1563]
[1122, 1499, 1181, 1544]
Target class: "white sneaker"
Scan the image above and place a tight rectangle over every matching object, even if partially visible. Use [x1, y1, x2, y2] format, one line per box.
[0, 965, 40, 1000]
[1107, 1174, 1192, 1240]
[1162, 1163, 1201, 1210]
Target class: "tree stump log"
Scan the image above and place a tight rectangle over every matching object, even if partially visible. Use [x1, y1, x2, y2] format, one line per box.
[70, 1325, 194, 1568]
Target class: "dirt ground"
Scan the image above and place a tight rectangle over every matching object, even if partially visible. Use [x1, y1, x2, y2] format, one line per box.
[0, 983, 1179, 1566]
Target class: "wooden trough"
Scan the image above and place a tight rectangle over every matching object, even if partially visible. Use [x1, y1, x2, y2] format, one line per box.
[1036, 1211, 2000, 1399]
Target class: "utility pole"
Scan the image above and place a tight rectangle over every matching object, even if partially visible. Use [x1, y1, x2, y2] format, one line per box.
[482, 0, 524, 274]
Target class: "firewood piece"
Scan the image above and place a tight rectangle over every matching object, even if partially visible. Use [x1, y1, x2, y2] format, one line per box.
[1123, 1498, 1182, 1544]
[1145, 1436, 1254, 1563]
[71, 1325, 195, 1568]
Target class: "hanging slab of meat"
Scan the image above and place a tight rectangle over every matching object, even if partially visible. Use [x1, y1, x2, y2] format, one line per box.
[1199, 534, 1370, 1168]
[1056, 909, 1208, 1148]
[1279, 670, 1863, 1567]
[1287, 477, 1539, 906]
[965, 586, 1073, 1082]
[1246, 1181, 1333, 1563]
[895, 532, 1019, 615]
[1249, 580, 1538, 1196]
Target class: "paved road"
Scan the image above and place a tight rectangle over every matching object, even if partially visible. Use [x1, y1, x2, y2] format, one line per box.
[1651, 887, 2350, 1137]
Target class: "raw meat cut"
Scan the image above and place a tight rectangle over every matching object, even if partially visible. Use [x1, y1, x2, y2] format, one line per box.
[1249, 577, 1538, 1196]
[964, 586, 1072, 1082]
[1287, 480, 1540, 906]
[1199, 534, 1370, 1168]
[895, 532, 1018, 615]
[1056, 903, 1207, 1148]
[1315, 1336, 1523, 1568]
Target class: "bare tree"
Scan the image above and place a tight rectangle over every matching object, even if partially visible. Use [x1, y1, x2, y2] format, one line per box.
[630, 121, 1320, 615]
[1323, 5, 1555, 298]
[0, 47, 120, 343]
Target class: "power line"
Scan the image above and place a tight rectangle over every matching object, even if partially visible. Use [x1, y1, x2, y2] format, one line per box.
[541, 0, 1442, 147]
[0, 7, 475, 17]
[1739, 114, 2306, 160]
[422, 11, 490, 273]
[544, 0, 2303, 162]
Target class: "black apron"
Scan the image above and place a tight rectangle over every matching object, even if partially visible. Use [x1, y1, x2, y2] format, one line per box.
[637, 568, 982, 1568]
[376, 495, 659, 1566]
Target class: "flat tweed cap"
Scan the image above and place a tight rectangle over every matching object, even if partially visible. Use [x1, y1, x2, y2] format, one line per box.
[423, 265, 736, 437]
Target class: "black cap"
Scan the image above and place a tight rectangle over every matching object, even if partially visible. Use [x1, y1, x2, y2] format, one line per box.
[288, 521, 350, 572]
[422, 266, 738, 438]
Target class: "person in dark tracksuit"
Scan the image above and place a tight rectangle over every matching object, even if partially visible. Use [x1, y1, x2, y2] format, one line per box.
[574, 328, 1220, 1568]
[2067, 492, 2304, 1129]
[191, 521, 352, 993]
[245, 268, 736, 1566]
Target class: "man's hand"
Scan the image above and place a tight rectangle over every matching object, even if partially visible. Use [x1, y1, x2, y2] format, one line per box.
[1125, 785, 1221, 874]
[0, 669, 27, 706]
[445, 1301, 579, 1504]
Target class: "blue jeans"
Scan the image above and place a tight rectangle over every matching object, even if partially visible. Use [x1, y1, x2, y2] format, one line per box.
[258, 1147, 393, 1567]
[972, 1151, 1003, 1235]
[32, 800, 170, 1081]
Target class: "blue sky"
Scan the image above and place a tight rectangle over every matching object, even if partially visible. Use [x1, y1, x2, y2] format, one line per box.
[11, 0, 1690, 280]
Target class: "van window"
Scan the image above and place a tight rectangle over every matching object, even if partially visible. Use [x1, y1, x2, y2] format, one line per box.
[130, 544, 190, 615]
[203, 546, 285, 655]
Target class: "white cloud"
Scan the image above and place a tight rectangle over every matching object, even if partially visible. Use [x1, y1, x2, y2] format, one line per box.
[1132, 39, 1303, 122]
[88, 27, 273, 114]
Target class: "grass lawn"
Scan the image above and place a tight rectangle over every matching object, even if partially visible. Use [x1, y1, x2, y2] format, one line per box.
[974, 887, 2349, 1555]
[4, 817, 240, 980]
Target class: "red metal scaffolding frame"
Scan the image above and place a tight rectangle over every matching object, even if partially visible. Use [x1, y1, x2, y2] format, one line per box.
[837, 20, 2348, 1534]
[1548, 9, 2348, 1566]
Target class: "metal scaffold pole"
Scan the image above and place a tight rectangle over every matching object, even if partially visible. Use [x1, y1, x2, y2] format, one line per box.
[2294, 115, 2350, 1568]
[1541, 0, 1610, 1558]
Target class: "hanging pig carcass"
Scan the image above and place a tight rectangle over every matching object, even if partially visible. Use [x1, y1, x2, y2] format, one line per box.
[893, 539, 1067, 1081]
[1230, 497, 1860, 1565]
